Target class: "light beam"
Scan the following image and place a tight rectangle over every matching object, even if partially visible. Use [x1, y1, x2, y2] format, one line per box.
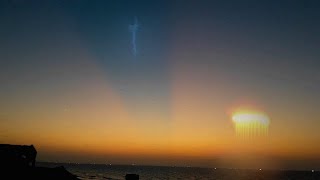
[129, 16, 139, 57]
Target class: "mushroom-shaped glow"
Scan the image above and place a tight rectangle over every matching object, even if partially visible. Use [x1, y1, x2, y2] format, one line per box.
[232, 111, 270, 137]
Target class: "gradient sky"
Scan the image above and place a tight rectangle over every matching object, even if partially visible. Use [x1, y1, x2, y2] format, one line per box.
[1, 0, 320, 170]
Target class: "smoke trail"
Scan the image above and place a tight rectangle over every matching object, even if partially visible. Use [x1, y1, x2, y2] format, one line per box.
[129, 16, 139, 56]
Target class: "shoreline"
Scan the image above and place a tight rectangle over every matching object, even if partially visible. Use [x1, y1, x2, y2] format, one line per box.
[37, 161, 319, 172]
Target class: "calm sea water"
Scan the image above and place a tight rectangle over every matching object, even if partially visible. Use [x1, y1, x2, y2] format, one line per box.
[38, 162, 320, 180]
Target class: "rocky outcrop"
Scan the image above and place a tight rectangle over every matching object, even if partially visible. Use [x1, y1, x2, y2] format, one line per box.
[125, 173, 139, 180]
[0, 144, 37, 168]
[0, 144, 79, 180]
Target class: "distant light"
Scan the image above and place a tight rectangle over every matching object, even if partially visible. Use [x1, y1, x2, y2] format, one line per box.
[232, 113, 269, 124]
[232, 111, 270, 137]
[214, 168, 217, 170]
[259, 168, 262, 171]
[312, 170, 314, 172]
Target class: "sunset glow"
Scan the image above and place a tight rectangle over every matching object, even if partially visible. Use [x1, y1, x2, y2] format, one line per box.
[1, 0, 320, 171]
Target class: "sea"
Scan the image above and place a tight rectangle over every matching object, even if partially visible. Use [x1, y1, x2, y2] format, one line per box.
[38, 162, 320, 180]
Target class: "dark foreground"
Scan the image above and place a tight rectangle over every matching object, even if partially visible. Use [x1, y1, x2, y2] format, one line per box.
[1, 166, 80, 180]
[0, 144, 80, 180]
[41, 162, 320, 180]
[1, 143, 319, 180]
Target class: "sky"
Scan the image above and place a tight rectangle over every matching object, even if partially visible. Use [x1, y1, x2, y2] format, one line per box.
[0, 0, 320, 170]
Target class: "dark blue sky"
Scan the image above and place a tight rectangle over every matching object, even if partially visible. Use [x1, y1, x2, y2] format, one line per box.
[1, 0, 319, 95]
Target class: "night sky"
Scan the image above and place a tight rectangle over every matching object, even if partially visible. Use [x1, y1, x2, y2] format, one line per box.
[0, 0, 320, 169]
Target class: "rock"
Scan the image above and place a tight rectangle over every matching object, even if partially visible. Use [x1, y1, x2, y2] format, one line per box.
[125, 173, 139, 180]
[0, 144, 79, 180]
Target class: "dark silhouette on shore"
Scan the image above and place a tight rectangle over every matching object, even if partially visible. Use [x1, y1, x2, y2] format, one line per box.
[0, 144, 37, 168]
[126, 173, 139, 180]
[0, 144, 79, 180]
